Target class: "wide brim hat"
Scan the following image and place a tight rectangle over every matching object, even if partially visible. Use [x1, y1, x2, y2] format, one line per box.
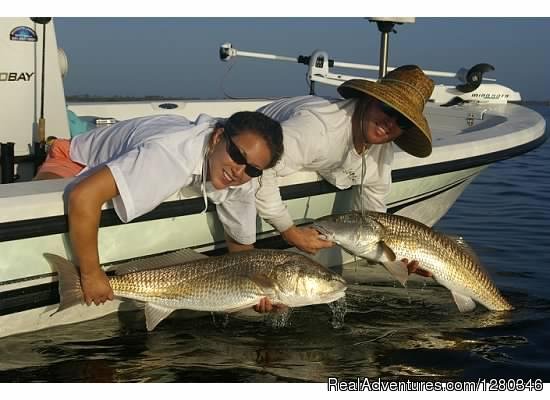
[337, 65, 434, 158]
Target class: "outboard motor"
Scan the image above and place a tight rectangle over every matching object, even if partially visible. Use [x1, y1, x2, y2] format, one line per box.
[456, 63, 495, 93]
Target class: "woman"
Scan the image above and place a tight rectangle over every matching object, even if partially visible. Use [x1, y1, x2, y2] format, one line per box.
[36, 111, 284, 306]
[255, 65, 434, 291]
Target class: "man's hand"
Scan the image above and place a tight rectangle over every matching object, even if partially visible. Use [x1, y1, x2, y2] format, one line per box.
[80, 268, 114, 305]
[253, 297, 288, 314]
[281, 226, 334, 254]
[401, 258, 432, 277]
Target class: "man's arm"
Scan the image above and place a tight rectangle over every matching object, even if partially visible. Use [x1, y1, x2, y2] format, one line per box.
[67, 166, 118, 305]
[256, 169, 333, 254]
[255, 112, 321, 232]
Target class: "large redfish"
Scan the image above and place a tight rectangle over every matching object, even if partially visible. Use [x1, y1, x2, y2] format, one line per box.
[314, 211, 512, 312]
[44, 249, 347, 331]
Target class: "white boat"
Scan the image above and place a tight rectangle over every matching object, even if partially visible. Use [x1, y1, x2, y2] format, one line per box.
[0, 17, 546, 337]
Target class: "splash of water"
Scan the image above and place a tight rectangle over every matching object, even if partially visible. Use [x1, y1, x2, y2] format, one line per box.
[328, 297, 347, 329]
[210, 312, 230, 328]
[266, 307, 293, 329]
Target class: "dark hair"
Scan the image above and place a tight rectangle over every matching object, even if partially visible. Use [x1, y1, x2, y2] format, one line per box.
[218, 111, 284, 169]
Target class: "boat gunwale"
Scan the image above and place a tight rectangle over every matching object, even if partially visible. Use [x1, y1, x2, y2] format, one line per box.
[0, 126, 546, 243]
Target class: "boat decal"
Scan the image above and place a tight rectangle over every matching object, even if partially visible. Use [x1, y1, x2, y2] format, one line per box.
[9, 26, 37, 42]
[0, 72, 34, 82]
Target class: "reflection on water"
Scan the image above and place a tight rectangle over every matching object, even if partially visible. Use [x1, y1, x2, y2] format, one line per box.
[0, 107, 548, 382]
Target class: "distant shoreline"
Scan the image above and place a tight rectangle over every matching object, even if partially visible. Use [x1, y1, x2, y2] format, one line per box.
[512, 100, 550, 106]
[66, 95, 550, 106]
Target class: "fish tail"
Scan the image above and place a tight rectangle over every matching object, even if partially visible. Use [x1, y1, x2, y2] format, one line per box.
[481, 290, 514, 311]
[497, 297, 515, 311]
[43, 253, 84, 313]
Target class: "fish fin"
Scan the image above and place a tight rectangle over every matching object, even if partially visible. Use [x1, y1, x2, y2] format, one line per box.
[224, 304, 258, 313]
[144, 303, 176, 331]
[381, 261, 409, 287]
[380, 242, 396, 261]
[115, 248, 208, 275]
[353, 242, 382, 258]
[356, 242, 393, 263]
[247, 274, 281, 298]
[247, 273, 276, 289]
[43, 253, 85, 313]
[451, 291, 477, 312]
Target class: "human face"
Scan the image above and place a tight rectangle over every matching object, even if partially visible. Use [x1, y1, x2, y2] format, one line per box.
[208, 129, 272, 190]
[359, 99, 411, 146]
[223, 132, 263, 177]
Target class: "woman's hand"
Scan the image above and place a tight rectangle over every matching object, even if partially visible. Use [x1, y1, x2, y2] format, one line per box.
[253, 297, 288, 314]
[80, 267, 114, 305]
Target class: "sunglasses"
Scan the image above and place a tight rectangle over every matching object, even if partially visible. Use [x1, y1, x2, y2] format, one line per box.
[377, 102, 414, 131]
[223, 132, 263, 178]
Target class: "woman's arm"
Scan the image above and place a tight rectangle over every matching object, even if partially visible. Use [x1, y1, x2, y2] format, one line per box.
[224, 233, 254, 252]
[255, 167, 295, 232]
[67, 166, 119, 305]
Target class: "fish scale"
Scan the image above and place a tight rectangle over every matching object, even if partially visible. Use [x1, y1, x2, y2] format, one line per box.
[110, 252, 285, 308]
[371, 212, 509, 310]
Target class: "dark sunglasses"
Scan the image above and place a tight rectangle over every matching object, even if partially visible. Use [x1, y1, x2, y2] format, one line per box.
[223, 132, 263, 178]
[378, 102, 414, 131]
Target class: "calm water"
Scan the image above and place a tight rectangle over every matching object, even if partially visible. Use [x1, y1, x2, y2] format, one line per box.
[0, 106, 548, 383]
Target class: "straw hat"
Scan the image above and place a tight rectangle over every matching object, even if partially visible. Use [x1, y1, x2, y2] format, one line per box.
[338, 65, 434, 158]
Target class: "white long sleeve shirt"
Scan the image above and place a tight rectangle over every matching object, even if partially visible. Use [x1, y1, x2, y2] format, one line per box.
[256, 95, 394, 232]
[69, 114, 257, 244]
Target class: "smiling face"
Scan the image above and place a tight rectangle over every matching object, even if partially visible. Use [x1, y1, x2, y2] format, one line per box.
[354, 98, 407, 151]
[207, 128, 273, 190]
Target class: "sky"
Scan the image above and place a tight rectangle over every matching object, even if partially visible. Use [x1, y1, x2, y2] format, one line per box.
[52, 17, 550, 101]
